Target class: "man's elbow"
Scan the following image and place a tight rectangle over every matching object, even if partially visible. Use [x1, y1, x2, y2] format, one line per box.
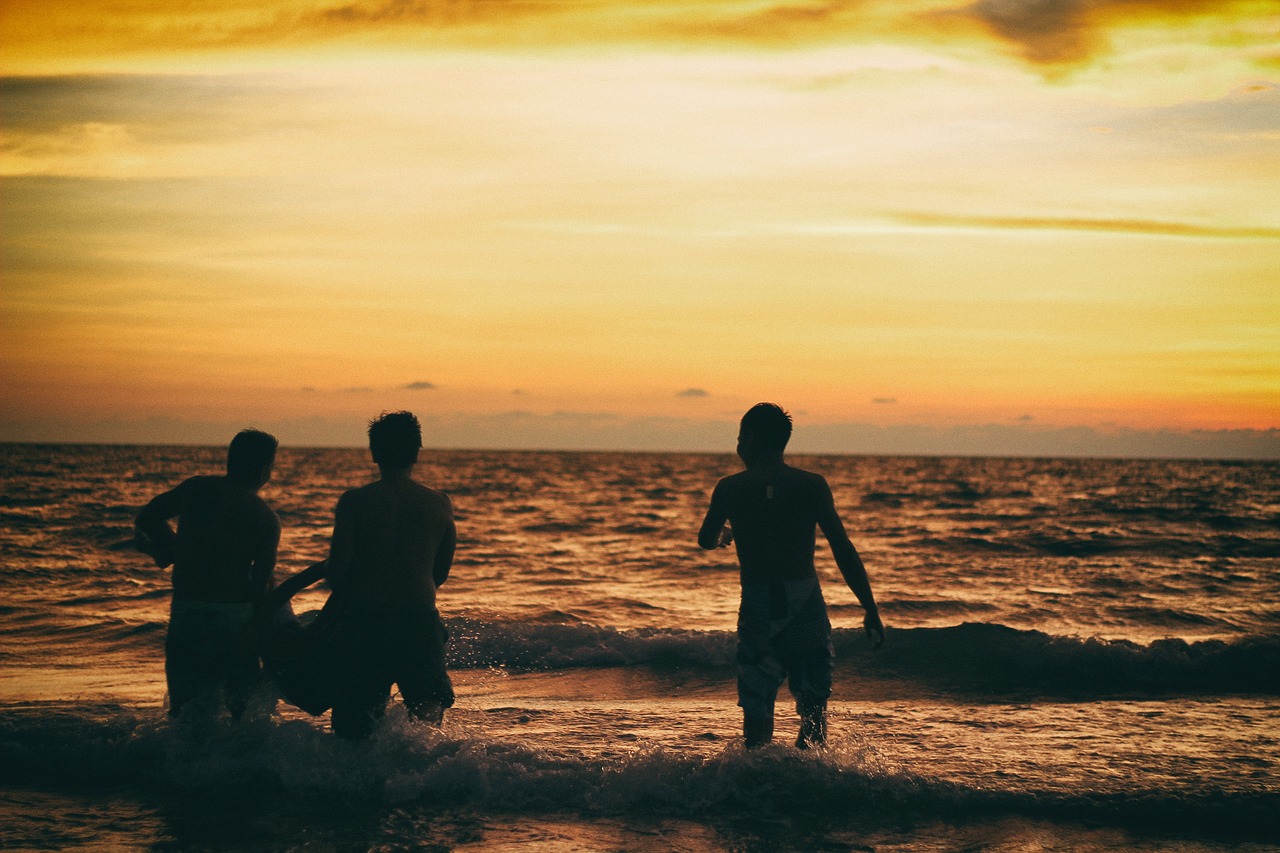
[829, 537, 860, 564]
[134, 505, 156, 530]
[433, 556, 452, 587]
[134, 514, 165, 547]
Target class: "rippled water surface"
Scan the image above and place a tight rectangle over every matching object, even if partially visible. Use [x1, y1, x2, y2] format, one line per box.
[1, 445, 1277, 851]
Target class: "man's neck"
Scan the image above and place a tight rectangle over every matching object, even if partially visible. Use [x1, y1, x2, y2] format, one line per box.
[378, 465, 415, 482]
[226, 473, 264, 493]
[744, 454, 785, 471]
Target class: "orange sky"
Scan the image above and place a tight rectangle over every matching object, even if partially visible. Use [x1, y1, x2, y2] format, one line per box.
[2, 1, 1277, 455]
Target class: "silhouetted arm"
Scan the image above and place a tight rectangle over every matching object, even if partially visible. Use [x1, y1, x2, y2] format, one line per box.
[265, 560, 327, 611]
[698, 482, 733, 550]
[433, 498, 456, 588]
[251, 514, 281, 604]
[135, 481, 185, 568]
[325, 491, 356, 594]
[815, 479, 884, 648]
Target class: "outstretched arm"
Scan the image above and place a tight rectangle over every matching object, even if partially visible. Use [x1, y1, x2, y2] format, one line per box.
[264, 559, 328, 612]
[697, 483, 733, 550]
[815, 480, 884, 648]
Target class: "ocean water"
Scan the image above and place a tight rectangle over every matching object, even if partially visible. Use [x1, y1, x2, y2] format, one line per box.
[1, 444, 1278, 851]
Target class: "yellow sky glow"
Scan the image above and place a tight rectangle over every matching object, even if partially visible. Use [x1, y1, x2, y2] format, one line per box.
[1, 1, 1277, 454]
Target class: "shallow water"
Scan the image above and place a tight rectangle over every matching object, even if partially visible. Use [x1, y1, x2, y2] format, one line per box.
[1, 445, 1277, 850]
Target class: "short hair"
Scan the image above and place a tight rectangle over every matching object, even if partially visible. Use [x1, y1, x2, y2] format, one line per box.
[226, 429, 278, 481]
[368, 410, 422, 469]
[740, 403, 792, 454]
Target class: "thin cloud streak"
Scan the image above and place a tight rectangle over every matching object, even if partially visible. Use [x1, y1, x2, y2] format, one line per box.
[888, 212, 1280, 240]
[2, 0, 1275, 72]
[782, 213, 1280, 240]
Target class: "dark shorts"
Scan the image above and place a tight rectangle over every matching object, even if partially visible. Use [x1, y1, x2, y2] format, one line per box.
[165, 600, 259, 716]
[330, 604, 454, 738]
[736, 579, 833, 719]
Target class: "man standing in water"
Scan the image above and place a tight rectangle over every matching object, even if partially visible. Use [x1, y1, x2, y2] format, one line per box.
[136, 429, 280, 719]
[699, 403, 884, 749]
[325, 411, 456, 739]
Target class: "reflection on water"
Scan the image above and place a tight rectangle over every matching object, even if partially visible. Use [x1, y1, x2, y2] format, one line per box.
[1, 445, 1277, 850]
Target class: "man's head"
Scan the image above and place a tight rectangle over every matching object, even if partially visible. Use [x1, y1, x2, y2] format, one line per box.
[226, 429, 278, 487]
[369, 410, 422, 470]
[738, 403, 792, 463]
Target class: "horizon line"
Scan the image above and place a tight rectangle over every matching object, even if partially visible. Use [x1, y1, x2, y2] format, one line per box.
[2, 437, 1276, 463]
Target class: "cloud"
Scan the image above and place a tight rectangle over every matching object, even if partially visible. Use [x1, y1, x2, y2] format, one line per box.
[872, 397, 898, 404]
[956, 0, 1263, 65]
[962, 0, 1092, 63]
[792, 421, 1280, 460]
[0, 74, 317, 178]
[1123, 82, 1280, 141]
[6, 0, 1275, 73]
[669, 1, 862, 46]
[403, 380, 436, 390]
[885, 211, 1280, 240]
[312, 0, 560, 27]
[677, 388, 710, 398]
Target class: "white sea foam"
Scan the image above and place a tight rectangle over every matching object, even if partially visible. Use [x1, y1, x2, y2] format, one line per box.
[1, 703, 1275, 841]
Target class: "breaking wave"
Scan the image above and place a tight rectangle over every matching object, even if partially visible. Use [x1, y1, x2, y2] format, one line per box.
[1, 707, 1274, 840]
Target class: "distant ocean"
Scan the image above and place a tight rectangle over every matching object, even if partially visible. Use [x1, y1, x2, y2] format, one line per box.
[2, 444, 1277, 851]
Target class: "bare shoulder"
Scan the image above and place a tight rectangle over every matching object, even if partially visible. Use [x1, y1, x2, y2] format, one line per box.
[253, 493, 280, 525]
[409, 481, 455, 515]
[781, 465, 831, 494]
[181, 474, 221, 496]
[712, 470, 751, 502]
[336, 485, 365, 508]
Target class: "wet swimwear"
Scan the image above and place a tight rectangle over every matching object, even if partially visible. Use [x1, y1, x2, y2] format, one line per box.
[329, 603, 454, 739]
[164, 600, 259, 717]
[736, 577, 833, 721]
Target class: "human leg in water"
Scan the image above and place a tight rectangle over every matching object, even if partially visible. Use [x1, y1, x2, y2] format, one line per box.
[737, 635, 784, 748]
[395, 612, 454, 728]
[743, 713, 775, 748]
[783, 639, 833, 749]
[795, 697, 828, 749]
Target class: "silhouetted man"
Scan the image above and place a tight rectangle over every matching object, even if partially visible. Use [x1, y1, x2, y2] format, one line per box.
[326, 411, 456, 739]
[699, 403, 884, 748]
[136, 429, 280, 719]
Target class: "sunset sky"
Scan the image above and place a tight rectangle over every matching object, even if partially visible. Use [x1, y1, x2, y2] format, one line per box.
[2, 1, 1277, 456]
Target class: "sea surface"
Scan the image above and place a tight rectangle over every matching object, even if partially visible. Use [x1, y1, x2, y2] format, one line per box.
[1, 444, 1278, 851]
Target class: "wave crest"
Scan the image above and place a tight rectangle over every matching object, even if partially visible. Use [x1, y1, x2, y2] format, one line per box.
[443, 618, 1280, 696]
[1, 708, 1275, 839]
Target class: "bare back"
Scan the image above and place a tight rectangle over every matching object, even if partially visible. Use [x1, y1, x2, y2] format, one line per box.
[700, 462, 846, 586]
[326, 476, 455, 610]
[137, 475, 280, 604]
